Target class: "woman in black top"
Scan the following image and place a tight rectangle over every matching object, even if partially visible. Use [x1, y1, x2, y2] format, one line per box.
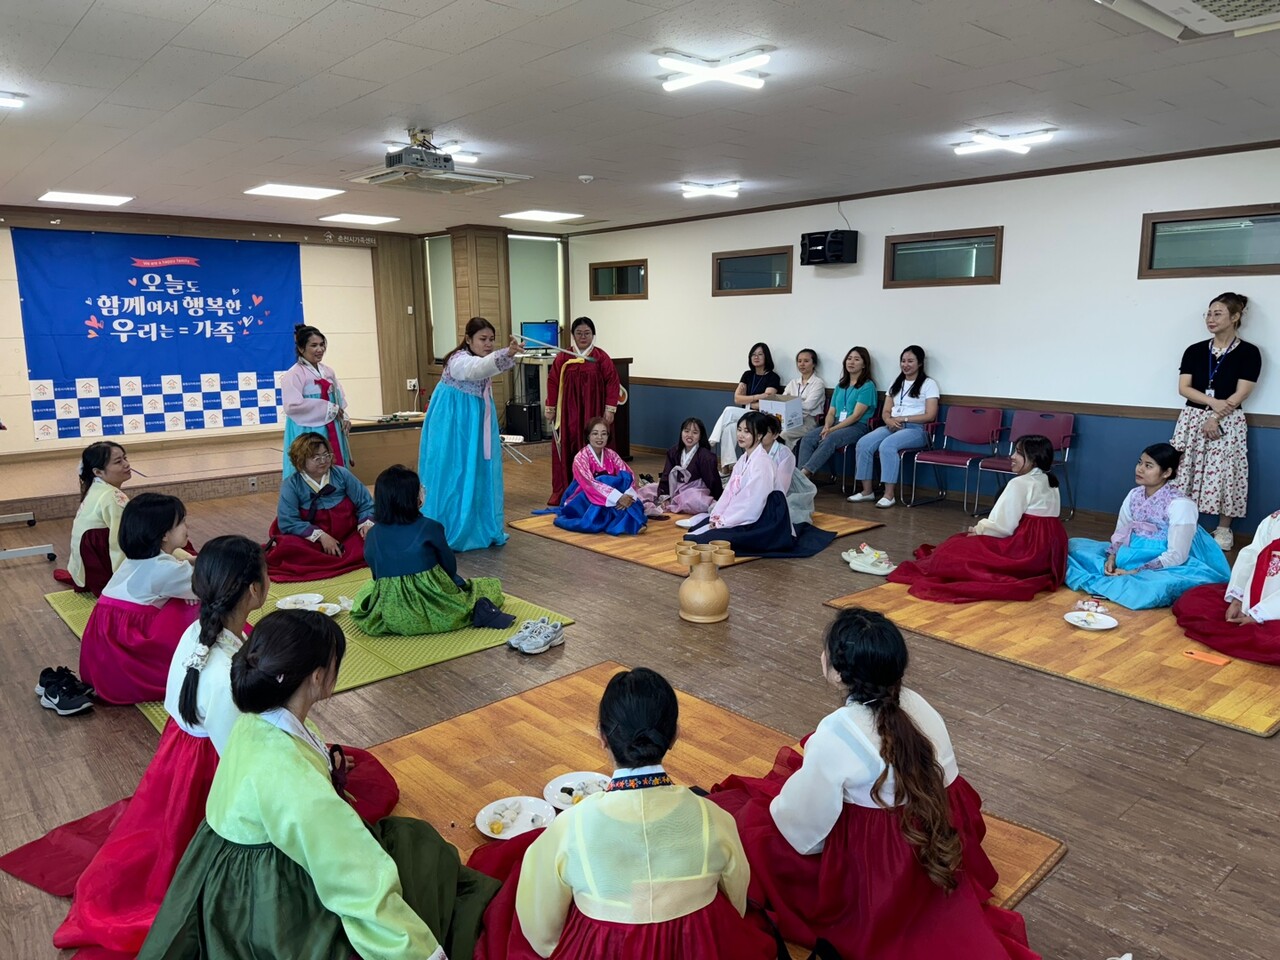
[709, 342, 782, 472]
[1171, 292, 1261, 551]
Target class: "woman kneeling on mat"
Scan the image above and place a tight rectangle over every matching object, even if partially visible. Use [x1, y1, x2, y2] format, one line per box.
[1066, 442, 1229, 610]
[710, 609, 1041, 960]
[467, 667, 775, 960]
[352, 465, 508, 635]
[550, 418, 647, 536]
[888, 435, 1068, 603]
[266, 433, 374, 582]
[140, 610, 500, 960]
[1174, 506, 1280, 664]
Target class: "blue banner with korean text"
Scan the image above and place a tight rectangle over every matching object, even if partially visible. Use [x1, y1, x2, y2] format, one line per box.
[13, 228, 302, 441]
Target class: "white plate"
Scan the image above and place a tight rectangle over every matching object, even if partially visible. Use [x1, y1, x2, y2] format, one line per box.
[313, 602, 341, 617]
[544, 772, 610, 810]
[1064, 611, 1118, 631]
[475, 796, 556, 840]
[276, 593, 324, 610]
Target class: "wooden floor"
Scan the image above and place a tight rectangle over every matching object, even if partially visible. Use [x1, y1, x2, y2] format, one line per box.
[2, 455, 1278, 960]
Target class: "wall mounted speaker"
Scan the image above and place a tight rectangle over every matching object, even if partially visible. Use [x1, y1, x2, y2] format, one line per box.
[800, 229, 858, 265]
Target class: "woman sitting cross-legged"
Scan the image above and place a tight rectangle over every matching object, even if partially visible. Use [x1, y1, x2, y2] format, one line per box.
[266, 432, 374, 582]
[798, 345, 877, 481]
[467, 667, 776, 960]
[352, 465, 506, 635]
[1174, 506, 1280, 664]
[549, 417, 647, 536]
[888, 435, 1069, 603]
[710, 608, 1041, 960]
[139, 609, 500, 960]
[1066, 443, 1230, 609]
[636, 417, 723, 517]
[79, 493, 199, 704]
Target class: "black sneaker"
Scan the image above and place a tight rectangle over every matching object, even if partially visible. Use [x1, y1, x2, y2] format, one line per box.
[40, 676, 94, 716]
[35, 665, 88, 698]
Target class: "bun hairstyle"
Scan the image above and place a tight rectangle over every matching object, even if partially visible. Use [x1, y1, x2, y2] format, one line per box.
[1209, 292, 1248, 325]
[736, 411, 770, 445]
[374, 464, 423, 525]
[1142, 441, 1182, 480]
[1013, 435, 1058, 489]
[889, 345, 928, 400]
[796, 348, 818, 368]
[599, 667, 678, 768]
[443, 316, 497, 366]
[177, 535, 266, 727]
[78, 441, 125, 500]
[294, 324, 326, 359]
[678, 417, 711, 452]
[230, 609, 345, 714]
[119, 493, 186, 560]
[571, 316, 596, 336]
[824, 608, 961, 891]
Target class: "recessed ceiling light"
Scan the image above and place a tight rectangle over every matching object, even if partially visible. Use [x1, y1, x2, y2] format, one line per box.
[319, 214, 400, 225]
[659, 51, 769, 92]
[39, 191, 133, 206]
[953, 130, 1056, 156]
[0, 92, 27, 109]
[500, 210, 584, 223]
[245, 183, 345, 200]
[680, 181, 741, 199]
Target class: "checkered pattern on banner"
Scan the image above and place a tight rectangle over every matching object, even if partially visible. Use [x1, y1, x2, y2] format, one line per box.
[29, 370, 287, 441]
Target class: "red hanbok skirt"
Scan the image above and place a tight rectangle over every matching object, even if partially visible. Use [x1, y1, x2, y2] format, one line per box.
[711, 745, 1040, 960]
[469, 829, 776, 960]
[265, 497, 367, 583]
[55, 527, 114, 596]
[1173, 584, 1280, 665]
[888, 515, 1068, 603]
[79, 596, 200, 705]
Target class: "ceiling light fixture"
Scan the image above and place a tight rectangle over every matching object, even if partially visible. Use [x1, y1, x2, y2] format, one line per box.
[508, 234, 562, 242]
[680, 181, 741, 199]
[0, 92, 27, 109]
[319, 214, 400, 225]
[953, 129, 1056, 156]
[245, 183, 345, 200]
[500, 210, 584, 223]
[39, 191, 133, 206]
[435, 141, 480, 164]
[659, 51, 769, 92]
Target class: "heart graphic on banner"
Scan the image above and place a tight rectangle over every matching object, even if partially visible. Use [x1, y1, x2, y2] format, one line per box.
[258, 319, 264, 325]
[264, 310, 270, 316]
[85, 316, 103, 329]
[251, 295, 263, 306]
[128, 278, 137, 286]
[87, 331, 98, 339]
[232, 288, 239, 294]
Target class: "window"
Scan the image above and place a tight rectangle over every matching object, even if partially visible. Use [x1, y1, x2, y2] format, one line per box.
[883, 227, 1003, 288]
[425, 235, 456, 363]
[589, 259, 647, 300]
[1139, 204, 1280, 279]
[712, 246, 792, 296]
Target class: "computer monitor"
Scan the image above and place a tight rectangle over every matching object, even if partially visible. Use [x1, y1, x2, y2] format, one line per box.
[520, 320, 560, 355]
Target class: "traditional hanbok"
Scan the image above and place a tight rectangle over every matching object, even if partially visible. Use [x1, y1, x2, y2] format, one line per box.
[637, 444, 722, 516]
[79, 552, 199, 704]
[420, 348, 516, 551]
[766, 439, 817, 525]
[550, 445, 647, 536]
[351, 516, 505, 635]
[889, 469, 1068, 603]
[686, 446, 794, 552]
[266, 465, 373, 582]
[711, 693, 1039, 960]
[66, 477, 129, 594]
[546, 345, 621, 506]
[281, 359, 350, 480]
[139, 711, 498, 960]
[1174, 508, 1280, 664]
[469, 768, 776, 960]
[1066, 484, 1230, 609]
[709, 369, 783, 469]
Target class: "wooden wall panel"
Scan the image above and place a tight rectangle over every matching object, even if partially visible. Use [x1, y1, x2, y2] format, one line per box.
[447, 225, 514, 414]
[370, 234, 424, 414]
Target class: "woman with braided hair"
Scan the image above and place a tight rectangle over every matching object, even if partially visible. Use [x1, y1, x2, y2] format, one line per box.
[711, 608, 1040, 959]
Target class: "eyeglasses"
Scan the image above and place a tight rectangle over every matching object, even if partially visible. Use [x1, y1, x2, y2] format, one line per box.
[308, 451, 333, 462]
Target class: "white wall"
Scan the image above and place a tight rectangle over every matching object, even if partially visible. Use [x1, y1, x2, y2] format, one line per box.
[0, 229, 381, 453]
[568, 149, 1278, 414]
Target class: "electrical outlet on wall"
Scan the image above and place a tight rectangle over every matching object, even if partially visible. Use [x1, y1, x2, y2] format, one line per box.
[406, 378, 419, 391]
[248, 476, 258, 491]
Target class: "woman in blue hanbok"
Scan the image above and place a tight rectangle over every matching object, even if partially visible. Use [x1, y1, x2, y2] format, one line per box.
[419, 317, 519, 552]
[281, 324, 351, 480]
[549, 418, 647, 536]
[1066, 443, 1230, 609]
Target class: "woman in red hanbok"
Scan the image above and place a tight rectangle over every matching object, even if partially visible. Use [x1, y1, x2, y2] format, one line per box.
[1174, 506, 1280, 663]
[712, 608, 1040, 960]
[888, 435, 1068, 603]
[544, 317, 621, 506]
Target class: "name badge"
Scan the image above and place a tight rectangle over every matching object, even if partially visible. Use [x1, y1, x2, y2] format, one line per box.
[1205, 388, 1215, 398]
[838, 410, 848, 421]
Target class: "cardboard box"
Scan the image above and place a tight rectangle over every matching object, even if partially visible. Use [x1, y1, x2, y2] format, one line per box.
[758, 396, 803, 431]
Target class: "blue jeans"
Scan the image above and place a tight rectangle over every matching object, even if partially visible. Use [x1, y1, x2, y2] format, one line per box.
[797, 422, 870, 474]
[854, 424, 927, 484]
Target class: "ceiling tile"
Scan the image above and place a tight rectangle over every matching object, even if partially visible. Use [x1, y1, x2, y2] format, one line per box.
[394, 0, 536, 53]
[107, 47, 245, 111]
[514, 0, 659, 49]
[171, 2, 303, 58]
[0, 13, 71, 74]
[330, 39, 451, 83]
[192, 75, 289, 109]
[39, 48, 144, 88]
[63, 8, 190, 62]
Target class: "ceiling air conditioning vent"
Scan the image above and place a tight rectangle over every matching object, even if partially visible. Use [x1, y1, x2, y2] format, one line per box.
[1096, 0, 1280, 39]
[345, 146, 531, 196]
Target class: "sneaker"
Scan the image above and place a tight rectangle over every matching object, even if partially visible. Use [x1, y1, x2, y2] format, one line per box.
[35, 666, 93, 699]
[507, 617, 548, 650]
[846, 491, 876, 503]
[517, 621, 565, 655]
[1212, 527, 1233, 551]
[875, 497, 896, 509]
[40, 676, 94, 716]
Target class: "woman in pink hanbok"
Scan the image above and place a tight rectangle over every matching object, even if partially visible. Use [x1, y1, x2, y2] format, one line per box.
[550, 418, 647, 536]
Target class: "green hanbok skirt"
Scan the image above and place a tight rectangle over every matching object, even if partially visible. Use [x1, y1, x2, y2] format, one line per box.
[350, 566, 505, 635]
[138, 816, 500, 960]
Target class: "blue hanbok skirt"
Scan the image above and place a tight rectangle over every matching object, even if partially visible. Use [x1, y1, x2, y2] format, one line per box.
[547, 472, 647, 536]
[418, 383, 507, 552]
[1065, 529, 1230, 610]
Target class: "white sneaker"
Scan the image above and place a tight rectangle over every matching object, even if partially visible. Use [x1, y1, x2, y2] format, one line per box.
[1212, 527, 1233, 550]
[847, 492, 876, 503]
[875, 497, 896, 509]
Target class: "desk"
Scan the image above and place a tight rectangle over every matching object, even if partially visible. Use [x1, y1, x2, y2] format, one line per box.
[347, 419, 422, 485]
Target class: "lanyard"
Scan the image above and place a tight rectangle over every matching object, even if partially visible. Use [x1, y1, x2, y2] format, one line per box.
[1207, 338, 1237, 387]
